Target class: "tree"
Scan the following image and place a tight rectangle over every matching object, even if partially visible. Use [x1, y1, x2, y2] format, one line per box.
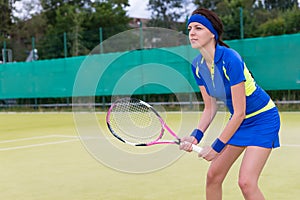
[0, 0, 14, 40]
[81, 0, 130, 52]
[192, 0, 299, 39]
[70, 8, 86, 56]
[40, 0, 89, 25]
[10, 13, 47, 61]
[147, 0, 185, 29]
[261, 0, 298, 11]
[283, 5, 300, 34]
[192, 0, 222, 10]
[257, 4, 300, 36]
[37, 0, 130, 59]
[1, 0, 47, 61]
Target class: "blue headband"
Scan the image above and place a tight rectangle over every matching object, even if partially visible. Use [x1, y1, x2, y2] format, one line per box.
[187, 14, 219, 40]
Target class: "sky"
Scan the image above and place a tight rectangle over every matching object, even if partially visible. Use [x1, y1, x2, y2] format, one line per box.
[126, 0, 196, 21]
[14, 0, 195, 21]
[13, 0, 42, 20]
[13, 0, 152, 19]
[14, 0, 300, 20]
[127, 0, 151, 19]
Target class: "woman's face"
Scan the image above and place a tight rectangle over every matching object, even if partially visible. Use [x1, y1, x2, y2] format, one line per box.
[188, 22, 215, 49]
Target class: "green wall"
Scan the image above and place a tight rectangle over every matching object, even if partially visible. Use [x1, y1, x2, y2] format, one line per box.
[0, 33, 299, 99]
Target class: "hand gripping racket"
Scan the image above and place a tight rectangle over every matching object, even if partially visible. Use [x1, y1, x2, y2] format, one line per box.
[106, 98, 203, 153]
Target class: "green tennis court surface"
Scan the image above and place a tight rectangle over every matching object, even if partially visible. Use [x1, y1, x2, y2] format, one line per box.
[0, 112, 299, 200]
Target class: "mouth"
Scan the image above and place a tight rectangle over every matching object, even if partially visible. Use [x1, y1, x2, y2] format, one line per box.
[190, 39, 198, 43]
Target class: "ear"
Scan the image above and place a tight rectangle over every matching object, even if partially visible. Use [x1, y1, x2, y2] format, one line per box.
[211, 33, 215, 39]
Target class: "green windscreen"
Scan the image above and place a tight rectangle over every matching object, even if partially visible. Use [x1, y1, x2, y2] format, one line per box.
[0, 33, 299, 99]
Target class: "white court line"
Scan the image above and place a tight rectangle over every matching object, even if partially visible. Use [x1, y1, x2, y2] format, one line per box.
[0, 139, 79, 151]
[1, 134, 298, 151]
[1, 140, 296, 151]
[0, 135, 79, 151]
[0, 135, 78, 144]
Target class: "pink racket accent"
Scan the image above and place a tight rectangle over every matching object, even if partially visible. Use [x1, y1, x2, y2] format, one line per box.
[106, 98, 203, 153]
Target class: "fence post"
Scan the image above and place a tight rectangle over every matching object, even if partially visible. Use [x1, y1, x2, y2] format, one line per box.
[2, 40, 6, 63]
[139, 21, 144, 49]
[64, 32, 67, 58]
[99, 27, 103, 53]
[31, 37, 36, 61]
[240, 7, 244, 39]
[185, 15, 189, 44]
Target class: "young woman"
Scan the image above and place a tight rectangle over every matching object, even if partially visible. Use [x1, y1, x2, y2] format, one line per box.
[179, 8, 281, 200]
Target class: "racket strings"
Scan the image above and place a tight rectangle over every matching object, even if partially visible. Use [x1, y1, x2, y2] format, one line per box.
[109, 99, 163, 144]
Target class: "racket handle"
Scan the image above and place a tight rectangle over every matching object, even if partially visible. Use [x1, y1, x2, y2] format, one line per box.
[191, 144, 203, 153]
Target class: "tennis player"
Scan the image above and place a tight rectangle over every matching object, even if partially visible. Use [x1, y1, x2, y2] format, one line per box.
[179, 8, 281, 200]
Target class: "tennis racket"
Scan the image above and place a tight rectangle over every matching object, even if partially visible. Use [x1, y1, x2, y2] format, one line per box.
[106, 97, 203, 153]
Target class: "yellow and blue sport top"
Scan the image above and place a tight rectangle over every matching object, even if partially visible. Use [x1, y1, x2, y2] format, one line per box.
[191, 44, 275, 118]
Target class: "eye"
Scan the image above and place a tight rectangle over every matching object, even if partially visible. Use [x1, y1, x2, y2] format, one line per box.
[187, 27, 191, 32]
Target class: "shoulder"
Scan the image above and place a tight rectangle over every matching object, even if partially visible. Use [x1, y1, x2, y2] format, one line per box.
[217, 45, 243, 63]
[215, 45, 244, 75]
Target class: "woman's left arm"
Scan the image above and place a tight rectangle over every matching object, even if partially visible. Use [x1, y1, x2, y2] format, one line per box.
[218, 81, 246, 143]
[200, 82, 246, 160]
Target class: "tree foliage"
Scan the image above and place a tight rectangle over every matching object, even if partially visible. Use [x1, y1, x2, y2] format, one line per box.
[193, 0, 222, 10]
[1, 0, 299, 61]
[147, 0, 185, 29]
[0, 0, 14, 40]
[5, 0, 130, 60]
[261, 0, 298, 11]
[37, 0, 130, 59]
[192, 0, 300, 39]
[10, 13, 47, 60]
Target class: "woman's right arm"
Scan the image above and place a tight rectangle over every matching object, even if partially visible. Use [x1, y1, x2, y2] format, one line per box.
[180, 86, 217, 151]
[197, 86, 218, 133]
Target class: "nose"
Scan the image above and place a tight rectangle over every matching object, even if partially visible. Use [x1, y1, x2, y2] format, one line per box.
[189, 31, 193, 36]
[189, 27, 195, 36]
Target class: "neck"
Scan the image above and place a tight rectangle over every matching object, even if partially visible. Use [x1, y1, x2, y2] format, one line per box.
[199, 45, 215, 67]
[199, 39, 216, 65]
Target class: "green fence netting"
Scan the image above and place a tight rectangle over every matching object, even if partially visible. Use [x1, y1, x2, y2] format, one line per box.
[0, 33, 299, 99]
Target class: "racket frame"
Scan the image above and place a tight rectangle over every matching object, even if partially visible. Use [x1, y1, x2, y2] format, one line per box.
[106, 98, 202, 153]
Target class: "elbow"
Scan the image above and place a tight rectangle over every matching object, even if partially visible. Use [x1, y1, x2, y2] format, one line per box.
[234, 111, 246, 121]
[203, 106, 217, 120]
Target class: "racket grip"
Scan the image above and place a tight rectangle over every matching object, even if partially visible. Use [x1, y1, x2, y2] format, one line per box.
[191, 144, 203, 153]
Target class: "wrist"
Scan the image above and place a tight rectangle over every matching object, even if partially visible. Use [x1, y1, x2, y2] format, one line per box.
[211, 138, 226, 153]
[190, 129, 204, 144]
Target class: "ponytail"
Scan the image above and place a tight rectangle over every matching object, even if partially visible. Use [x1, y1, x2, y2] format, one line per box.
[218, 40, 229, 48]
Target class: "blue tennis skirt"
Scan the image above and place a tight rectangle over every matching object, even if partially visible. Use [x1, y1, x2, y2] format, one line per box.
[227, 107, 281, 148]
